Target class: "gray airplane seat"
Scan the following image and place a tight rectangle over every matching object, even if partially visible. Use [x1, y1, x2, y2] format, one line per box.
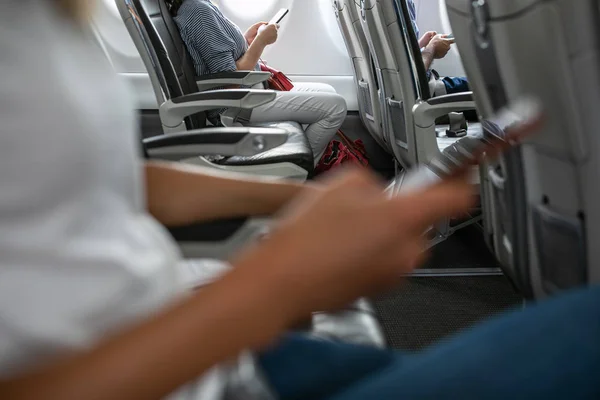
[446, 0, 600, 298]
[118, 0, 313, 181]
[361, 0, 482, 245]
[332, 0, 390, 153]
[359, 0, 481, 171]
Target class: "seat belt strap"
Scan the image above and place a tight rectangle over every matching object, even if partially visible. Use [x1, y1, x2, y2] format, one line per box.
[446, 112, 468, 138]
[235, 108, 253, 125]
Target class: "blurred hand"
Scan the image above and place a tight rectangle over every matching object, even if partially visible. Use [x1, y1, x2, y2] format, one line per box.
[426, 34, 455, 59]
[255, 23, 279, 46]
[418, 31, 437, 48]
[232, 167, 475, 323]
[245, 21, 267, 45]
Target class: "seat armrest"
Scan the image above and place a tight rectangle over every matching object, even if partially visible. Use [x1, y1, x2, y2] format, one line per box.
[144, 126, 288, 160]
[171, 218, 271, 260]
[413, 92, 477, 127]
[169, 218, 249, 242]
[196, 71, 271, 91]
[427, 92, 474, 105]
[159, 89, 276, 129]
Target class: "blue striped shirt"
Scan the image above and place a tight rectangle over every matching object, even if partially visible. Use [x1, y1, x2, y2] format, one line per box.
[174, 0, 259, 121]
[406, 0, 419, 39]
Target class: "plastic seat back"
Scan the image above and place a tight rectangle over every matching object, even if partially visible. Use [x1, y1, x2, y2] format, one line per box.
[116, 0, 207, 131]
[447, 0, 600, 298]
[360, 0, 441, 168]
[332, 0, 388, 152]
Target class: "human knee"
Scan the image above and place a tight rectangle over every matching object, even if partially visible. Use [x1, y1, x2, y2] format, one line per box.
[294, 82, 337, 94]
[326, 94, 348, 125]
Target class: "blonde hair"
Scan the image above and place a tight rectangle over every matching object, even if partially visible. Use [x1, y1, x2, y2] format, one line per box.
[55, 0, 93, 21]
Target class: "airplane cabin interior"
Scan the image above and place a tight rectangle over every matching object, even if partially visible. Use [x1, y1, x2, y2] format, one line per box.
[0, 0, 599, 397]
[92, 0, 580, 346]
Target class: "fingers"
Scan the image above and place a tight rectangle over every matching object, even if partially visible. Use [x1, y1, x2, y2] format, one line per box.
[393, 238, 429, 273]
[369, 239, 430, 293]
[318, 166, 385, 193]
[323, 167, 473, 234]
[434, 35, 454, 45]
[442, 34, 456, 44]
[389, 176, 476, 232]
[451, 115, 544, 168]
[253, 22, 268, 30]
[431, 37, 451, 57]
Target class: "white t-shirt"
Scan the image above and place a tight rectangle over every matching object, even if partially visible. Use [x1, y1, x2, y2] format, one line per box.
[0, 1, 229, 398]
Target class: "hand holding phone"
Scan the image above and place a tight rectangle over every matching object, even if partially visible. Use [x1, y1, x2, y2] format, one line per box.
[396, 97, 543, 194]
[257, 9, 288, 37]
[258, 8, 289, 33]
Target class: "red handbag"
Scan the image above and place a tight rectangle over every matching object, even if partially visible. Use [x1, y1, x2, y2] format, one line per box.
[259, 62, 295, 91]
[315, 131, 369, 175]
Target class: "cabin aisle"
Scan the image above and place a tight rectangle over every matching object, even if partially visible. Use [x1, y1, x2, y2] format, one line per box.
[372, 227, 523, 350]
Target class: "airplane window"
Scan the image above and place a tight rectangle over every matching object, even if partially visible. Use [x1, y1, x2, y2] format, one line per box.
[219, 0, 278, 19]
[316, 0, 348, 55]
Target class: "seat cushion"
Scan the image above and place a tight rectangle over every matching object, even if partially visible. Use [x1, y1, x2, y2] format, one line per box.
[310, 298, 387, 348]
[219, 121, 314, 174]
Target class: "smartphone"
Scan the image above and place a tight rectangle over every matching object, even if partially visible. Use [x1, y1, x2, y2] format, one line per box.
[269, 8, 289, 25]
[397, 97, 543, 193]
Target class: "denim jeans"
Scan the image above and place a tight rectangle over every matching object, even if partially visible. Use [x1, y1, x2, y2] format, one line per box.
[442, 76, 470, 94]
[260, 285, 600, 399]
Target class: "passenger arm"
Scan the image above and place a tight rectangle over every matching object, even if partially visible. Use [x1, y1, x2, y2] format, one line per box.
[145, 160, 307, 227]
[236, 24, 277, 71]
[421, 48, 435, 71]
[0, 258, 294, 400]
[418, 31, 437, 49]
[236, 36, 267, 71]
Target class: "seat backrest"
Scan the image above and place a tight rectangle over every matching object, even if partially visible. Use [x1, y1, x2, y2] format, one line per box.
[116, 0, 206, 130]
[332, 0, 388, 152]
[360, 0, 435, 168]
[447, 0, 600, 298]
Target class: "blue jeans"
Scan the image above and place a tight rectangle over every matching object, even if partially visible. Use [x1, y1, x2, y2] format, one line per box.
[260, 286, 600, 399]
[442, 76, 470, 94]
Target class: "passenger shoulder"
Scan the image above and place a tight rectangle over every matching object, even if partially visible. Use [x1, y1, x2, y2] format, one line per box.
[179, 0, 217, 20]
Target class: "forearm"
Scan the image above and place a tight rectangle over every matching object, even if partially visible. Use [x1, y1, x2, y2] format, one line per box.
[0, 253, 292, 400]
[236, 39, 266, 71]
[421, 49, 435, 71]
[145, 161, 305, 226]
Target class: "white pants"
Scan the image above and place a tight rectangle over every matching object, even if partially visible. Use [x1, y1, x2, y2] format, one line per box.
[248, 82, 348, 165]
